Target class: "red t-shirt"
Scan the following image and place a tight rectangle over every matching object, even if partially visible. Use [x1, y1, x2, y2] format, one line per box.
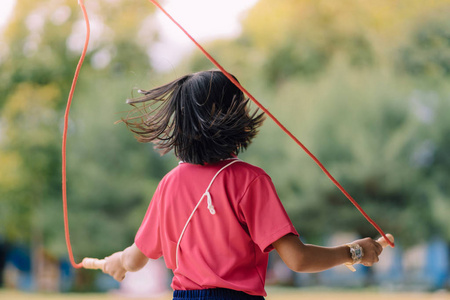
[135, 159, 298, 296]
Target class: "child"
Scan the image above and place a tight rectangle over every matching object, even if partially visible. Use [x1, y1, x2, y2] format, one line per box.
[102, 70, 383, 299]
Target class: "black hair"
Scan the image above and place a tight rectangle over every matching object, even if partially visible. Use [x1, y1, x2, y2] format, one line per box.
[121, 70, 265, 165]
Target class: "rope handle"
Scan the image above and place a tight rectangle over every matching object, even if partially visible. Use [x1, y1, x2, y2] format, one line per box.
[345, 233, 394, 272]
[377, 233, 395, 248]
[82, 257, 106, 270]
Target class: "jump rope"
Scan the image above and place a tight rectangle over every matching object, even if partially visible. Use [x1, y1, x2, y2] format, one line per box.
[62, 0, 394, 271]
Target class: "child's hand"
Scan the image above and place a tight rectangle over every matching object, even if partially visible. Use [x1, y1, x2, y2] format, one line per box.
[103, 251, 127, 281]
[352, 237, 383, 267]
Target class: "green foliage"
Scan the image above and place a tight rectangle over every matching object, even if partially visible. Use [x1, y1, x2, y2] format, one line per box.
[185, 0, 450, 247]
[396, 7, 450, 78]
[1, 0, 450, 277]
[238, 64, 427, 245]
[60, 72, 175, 258]
[0, 0, 168, 260]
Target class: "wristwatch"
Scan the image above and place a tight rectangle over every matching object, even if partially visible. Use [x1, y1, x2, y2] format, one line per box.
[347, 243, 364, 265]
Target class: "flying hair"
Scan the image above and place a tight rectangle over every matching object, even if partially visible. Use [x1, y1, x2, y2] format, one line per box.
[119, 70, 265, 165]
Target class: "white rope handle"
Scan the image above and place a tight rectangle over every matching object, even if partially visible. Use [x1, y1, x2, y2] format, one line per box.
[345, 233, 394, 272]
[175, 159, 241, 268]
[82, 257, 105, 270]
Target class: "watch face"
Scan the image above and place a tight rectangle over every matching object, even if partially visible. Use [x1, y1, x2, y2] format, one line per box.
[355, 248, 362, 257]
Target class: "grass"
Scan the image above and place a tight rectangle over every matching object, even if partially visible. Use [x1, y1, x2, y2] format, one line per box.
[1, 288, 449, 300]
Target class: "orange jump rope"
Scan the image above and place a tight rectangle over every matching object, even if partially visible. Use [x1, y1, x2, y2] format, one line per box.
[62, 0, 394, 270]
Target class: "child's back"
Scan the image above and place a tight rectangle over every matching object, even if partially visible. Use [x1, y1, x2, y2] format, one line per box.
[136, 159, 297, 296]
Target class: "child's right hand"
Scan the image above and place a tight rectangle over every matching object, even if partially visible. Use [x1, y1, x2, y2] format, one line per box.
[103, 251, 127, 281]
[351, 237, 383, 267]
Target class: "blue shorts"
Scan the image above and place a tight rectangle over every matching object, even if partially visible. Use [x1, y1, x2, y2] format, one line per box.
[173, 288, 265, 300]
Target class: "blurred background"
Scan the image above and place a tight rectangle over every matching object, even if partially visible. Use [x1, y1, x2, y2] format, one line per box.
[0, 0, 449, 296]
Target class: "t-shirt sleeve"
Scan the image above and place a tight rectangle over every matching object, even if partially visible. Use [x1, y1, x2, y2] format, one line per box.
[135, 184, 163, 259]
[239, 174, 299, 253]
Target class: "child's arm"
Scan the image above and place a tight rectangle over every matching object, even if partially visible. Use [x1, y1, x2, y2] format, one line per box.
[272, 234, 383, 273]
[103, 243, 149, 281]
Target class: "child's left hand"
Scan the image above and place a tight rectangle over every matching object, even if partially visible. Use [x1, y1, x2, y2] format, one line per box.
[103, 251, 127, 281]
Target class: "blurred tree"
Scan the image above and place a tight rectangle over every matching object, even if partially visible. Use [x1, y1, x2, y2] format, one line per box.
[184, 0, 450, 247]
[1, 0, 450, 291]
[396, 7, 450, 78]
[59, 72, 175, 259]
[189, 0, 450, 87]
[410, 86, 450, 242]
[0, 0, 173, 290]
